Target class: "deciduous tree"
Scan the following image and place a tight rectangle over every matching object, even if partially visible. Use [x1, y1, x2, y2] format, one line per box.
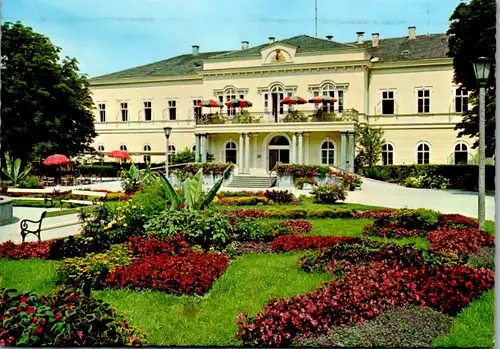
[355, 122, 385, 170]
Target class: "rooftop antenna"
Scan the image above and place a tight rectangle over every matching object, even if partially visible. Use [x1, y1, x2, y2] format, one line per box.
[315, 0, 318, 37]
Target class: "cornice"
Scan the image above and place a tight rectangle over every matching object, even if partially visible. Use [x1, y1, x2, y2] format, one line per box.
[371, 58, 452, 70]
[89, 75, 202, 87]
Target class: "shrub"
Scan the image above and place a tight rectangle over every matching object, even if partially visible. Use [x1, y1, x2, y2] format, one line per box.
[0, 286, 147, 346]
[339, 172, 363, 191]
[57, 244, 133, 288]
[219, 196, 269, 206]
[271, 235, 361, 252]
[103, 252, 230, 295]
[0, 240, 53, 260]
[263, 189, 295, 204]
[281, 219, 313, 233]
[307, 207, 354, 218]
[296, 305, 453, 348]
[19, 176, 42, 189]
[233, 220, 295, 243]
[264, 208, 308, 219]
[105, 192, 129, 201]
[468, 246, 495, 270]
[145, 209, 230, 250]
[427, 227, 495, 255]
[438, 213, 479, 230]
[217, 191, 258, 198]
[363, 223, 424, 238]
[311, 184, 347, 204]
[131, 180, 169, 217]
[387, 208, 440, 231]
[236, 260, 494, 346]
[127, 235, 191, 257]
[48, 235, 111, 259]
[224, 241, 274, 257]
[352, 209, 394, 219]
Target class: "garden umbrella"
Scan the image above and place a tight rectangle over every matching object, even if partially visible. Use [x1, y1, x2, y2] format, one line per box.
[308, 95, 337, 104]
[108, 150, 131, 160]
[280, 95, 307, 105]
[225, 98, 253, 108]
[42, 154, 70, 166]
[198, 99, 224, 114]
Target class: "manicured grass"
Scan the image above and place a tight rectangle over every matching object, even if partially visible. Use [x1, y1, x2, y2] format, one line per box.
[95, 253, 330, 346]
[215, 201, 388, 211]
[432, 290, 495, 348]
[46, 208, 80, 218]
[0, 259, 59, 295]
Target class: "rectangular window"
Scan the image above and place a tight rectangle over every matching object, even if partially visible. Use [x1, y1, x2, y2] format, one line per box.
[120, 102, 128, 122]
[98, 103, 106, 122]
[193, 99, 202, 118]
[143, 101, 152, 121]
[455, 87, 468, 113]
[417, 89, 430, 113]
[217, 95, 224, 113]
[226, 94, 236, 116]
[323, 90, 335, 113]
[381, 91, 395, 115]
[338, 90, 344, 113]
[168, 100, 177, 120]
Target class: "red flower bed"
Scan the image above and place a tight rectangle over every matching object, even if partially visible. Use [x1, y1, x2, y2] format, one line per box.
[427, 227, 494, 255]
[281, 220, 313, 233]
[352, 210, 394, 219]
[103, 252, 230, 295]
[438, 214, 479, 230]
[236, 260, 494, 347]
[223, 209, 266, 218]
[127, 235, 191, 257]
[0, 240, 53, 260]
[363, 223, 424, 238]
[271, 235, 361, 252]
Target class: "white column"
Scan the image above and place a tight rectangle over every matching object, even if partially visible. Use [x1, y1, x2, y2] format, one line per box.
[291, 133, 297, 163]
[245, 133, 250, 173]
[201, 134, 207, 163]
[304, 132, 310, 165]
[348, 132, 355, 173]
[298, 132, 304, 164]
[238, 133, 244, 174]
[253, 133, 258, 170]
[195, 135, 200, 162]
[340, 132, 347, 170]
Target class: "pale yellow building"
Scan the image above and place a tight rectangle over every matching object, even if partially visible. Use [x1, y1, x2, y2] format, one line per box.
[89, 27, 477, 176]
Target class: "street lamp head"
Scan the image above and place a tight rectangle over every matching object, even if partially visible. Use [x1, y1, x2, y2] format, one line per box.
[473, 57, 493, 86]
[163, 126, 172, 139]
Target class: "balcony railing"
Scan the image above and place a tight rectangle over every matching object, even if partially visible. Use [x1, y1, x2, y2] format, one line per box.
[195, 108, 361, 125]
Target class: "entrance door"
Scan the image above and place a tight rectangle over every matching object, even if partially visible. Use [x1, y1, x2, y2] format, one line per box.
[271, 86, 284, 122]
[269, 149, 279, 170]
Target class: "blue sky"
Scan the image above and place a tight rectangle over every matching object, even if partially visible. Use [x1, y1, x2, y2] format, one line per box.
[4, 0, 460, 78]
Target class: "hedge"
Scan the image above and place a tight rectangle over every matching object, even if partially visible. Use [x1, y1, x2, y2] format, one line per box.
[366, 165, 495, 191]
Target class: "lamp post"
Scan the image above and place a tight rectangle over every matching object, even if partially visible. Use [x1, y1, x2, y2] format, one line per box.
[163, 126, 172, 178]
[472, 57, 493, 230]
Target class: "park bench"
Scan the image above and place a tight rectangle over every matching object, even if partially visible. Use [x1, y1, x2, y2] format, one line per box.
[69, 190, 107, 206]
[60, 199, 98, 207]
[20, 211, 47, 243]
[7, 188, 55, 205]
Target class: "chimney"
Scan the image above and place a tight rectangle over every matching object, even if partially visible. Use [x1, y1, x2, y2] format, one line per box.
[268, 36, 275, 44]
[408, 26, 416, 40]
[326, 35, 333, 41]
[192, 45, 199, 55]
[242, 41, 249, 50]
[371, 33, 379, 47]
[356, 31, 365, 44]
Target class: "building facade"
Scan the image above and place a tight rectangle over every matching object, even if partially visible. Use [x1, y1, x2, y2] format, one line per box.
[90, 27, 477, 175]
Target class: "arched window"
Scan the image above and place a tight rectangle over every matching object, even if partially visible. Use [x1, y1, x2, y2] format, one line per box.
[382, 143, 394, 165]
[321, 83, 336, 112]
[321, 140, 335, 165]
[225, 141, 237, 164]
[416, 142, 430, 164]
[454, 142, 468, 164]
[168, 145, 176, 156]
[143, 144, 151, 164]
[97, 145, 105, 152]
[269, 135, 289, 146]
[120, 145, 127, 151]
[192, 144, 197, 152]
[225, 88, 237, 116]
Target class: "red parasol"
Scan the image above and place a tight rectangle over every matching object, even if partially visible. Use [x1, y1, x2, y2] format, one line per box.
[308, 95, 337, 104]
[108, 150, 131, 160]
[42, 154, 70, 166]
[280, 95, 307, 105]
[225, 98, 253, 108]
[199, 99, 224, 108]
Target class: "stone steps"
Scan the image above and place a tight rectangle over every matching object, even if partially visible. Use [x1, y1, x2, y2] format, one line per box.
[226, 175, 276, 188]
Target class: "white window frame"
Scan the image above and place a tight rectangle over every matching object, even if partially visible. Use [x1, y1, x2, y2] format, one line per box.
[381, 143, 394, 165]
[319, 138, 337, 166]
[415, 86, 432, 114]
[415, 141, 431, 164]
[380, 89, 396, 115]
[120, 144, 128, 151]
[143, 100, 153, 121]
[119, 102, 129, 122]
[192, 98, 202, 119]
[454, 86, 469, 113]
[97, 103, 106, 123]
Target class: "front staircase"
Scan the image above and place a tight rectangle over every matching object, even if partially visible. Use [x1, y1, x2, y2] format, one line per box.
[225, 175, 277, 188]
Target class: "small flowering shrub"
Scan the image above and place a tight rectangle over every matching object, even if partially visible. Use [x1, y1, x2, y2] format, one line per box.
[296, 305, 453, 348]
[281, 219, 313, 233]
[218, 196, 269, 206]
[352, 209, 394, 219]
[236, 260, 494, 346]
[127, 235, 191, 257]
[271, 235, 361, 252]
[340, 172, 363, 191]
[468, 246, 495, 270]
[386, 208, 440, 231]
[264, 208, 308, 219]
[57, 244, 134, 288]
[438, 214, 479, 230]
[0, 286, 147, 346]
[48, 235, 111, 259]
[427, 227, 495, 255]
[262, 190, 295, 204]
[105, 192, 129, 201]
[233, 220, 295, 243]
[307, 208, 354, 219]
[0, 240, 53, 260]
[103, 252, 230, 295]
[311, 184, 347, 204]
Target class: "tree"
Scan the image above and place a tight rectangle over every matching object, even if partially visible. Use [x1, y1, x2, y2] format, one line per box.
[447, 0, 496, 157]
[1, 22, 97, 164]
[354, 122, 385, 170]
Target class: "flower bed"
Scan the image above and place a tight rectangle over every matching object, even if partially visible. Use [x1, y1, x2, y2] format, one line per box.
[271, 235, 361, 252]
[281, 220, 313, 234]
[438, 214, 479, 230]
[0, 240, 53, 260]
[363, 223, 424, 238]
[427, 227, 494, 255]
[236, 260, 494, 346]
[222, 207, 395, 220]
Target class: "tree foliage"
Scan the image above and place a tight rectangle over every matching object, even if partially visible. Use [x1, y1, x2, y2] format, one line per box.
[1, 22, 97, 163]
[447, 0, 496, 156]
[355, 122, 386, 169]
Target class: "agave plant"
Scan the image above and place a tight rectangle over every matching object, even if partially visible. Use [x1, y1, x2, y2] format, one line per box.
[1, 154, 32, 187]
[122, 163, 152, 193]
[157, 168, 226, 210]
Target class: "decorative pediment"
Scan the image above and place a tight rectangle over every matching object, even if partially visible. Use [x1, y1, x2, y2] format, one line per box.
[261, 43, 297, 64]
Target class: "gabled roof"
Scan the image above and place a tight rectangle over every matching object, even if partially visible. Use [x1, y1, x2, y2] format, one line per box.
[90, 51, 229, 81]
[353, 33, 449, 62]
[208, 34, 355, 60]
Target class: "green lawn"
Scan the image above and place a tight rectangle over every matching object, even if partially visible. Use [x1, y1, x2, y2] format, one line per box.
[0, 259, 59, 295]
